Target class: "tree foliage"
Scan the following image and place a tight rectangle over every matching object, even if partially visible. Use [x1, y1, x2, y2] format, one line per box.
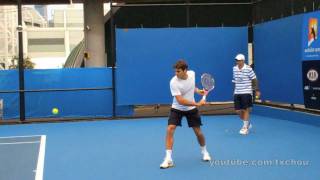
[9, 56, 35, 69]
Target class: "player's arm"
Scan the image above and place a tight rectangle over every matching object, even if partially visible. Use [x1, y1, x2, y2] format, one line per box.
[175, 95, 206, 107]
[232, 67, 236, 83]
[249, 67, 261, 97]
[252, 78, 259, 91]
[252, 78, 261, 97]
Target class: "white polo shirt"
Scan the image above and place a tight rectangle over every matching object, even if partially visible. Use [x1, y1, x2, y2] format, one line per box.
[233, 64, 257, 95]
[170, 70, 196, 111]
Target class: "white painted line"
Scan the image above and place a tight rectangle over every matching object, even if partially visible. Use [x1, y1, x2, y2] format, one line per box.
[0, 141, 40, 145]
[0, 135, 43, 139]
[35, 135, 46, 180]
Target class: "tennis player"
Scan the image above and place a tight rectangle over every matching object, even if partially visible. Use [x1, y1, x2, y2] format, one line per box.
[160, 60, 212, 169]
[233, 53, 260, 135]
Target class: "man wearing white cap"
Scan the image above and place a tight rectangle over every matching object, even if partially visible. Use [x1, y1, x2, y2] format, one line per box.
[233, 53, 260, 135]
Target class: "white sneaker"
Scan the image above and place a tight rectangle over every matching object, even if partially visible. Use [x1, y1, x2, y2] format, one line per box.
[202, 152, 212, 161]
[239, 123, 252, 135]
[160, 158, 174, 169]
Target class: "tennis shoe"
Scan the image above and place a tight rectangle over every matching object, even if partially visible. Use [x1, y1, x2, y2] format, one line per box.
[202, 152, 212, 161]
[160, 158, 174, 169]
[239, 123, 252, 135]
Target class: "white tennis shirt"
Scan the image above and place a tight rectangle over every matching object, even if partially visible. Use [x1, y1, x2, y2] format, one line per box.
[170, 70, 196, 111]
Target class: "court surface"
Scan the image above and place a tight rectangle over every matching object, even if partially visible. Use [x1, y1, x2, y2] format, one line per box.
[0, 107, 319, 180]
[0, 135, 46, 180]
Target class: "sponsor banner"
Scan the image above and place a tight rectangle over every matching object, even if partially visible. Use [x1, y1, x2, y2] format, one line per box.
[302, 60, 320, 109]
[302, 12, 320, 60]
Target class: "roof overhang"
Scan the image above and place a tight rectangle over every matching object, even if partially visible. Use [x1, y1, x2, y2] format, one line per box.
[0, 0, 254, 5]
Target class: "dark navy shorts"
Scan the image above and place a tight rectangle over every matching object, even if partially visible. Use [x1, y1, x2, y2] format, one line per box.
[234, 94, 253, 110]
[168, 108, 202, 127]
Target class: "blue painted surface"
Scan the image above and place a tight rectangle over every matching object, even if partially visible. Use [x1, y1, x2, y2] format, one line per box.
[0, 70, 20, 119]
[254, 14, 304, 104]
[0, 68, 133, 120]
[116, 27, 248, 105]
[0, 106, 319, 180]
[253, 105, 320, 127]
[0, 136, 41, 180]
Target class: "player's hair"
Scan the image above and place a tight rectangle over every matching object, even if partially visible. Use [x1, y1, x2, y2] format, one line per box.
[173, 60, 188, 70]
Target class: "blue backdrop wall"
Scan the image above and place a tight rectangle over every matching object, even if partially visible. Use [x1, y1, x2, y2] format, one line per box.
[116, 27, 248, 105]
[0, 68, 132, 120]
[254, 14, 304, 104]
[0, 70, 19, 119]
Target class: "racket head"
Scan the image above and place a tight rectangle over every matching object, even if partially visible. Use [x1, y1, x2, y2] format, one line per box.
[201, 73, 215, 91]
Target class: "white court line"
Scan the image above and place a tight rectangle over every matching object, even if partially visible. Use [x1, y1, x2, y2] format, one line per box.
[0, 135, 43, 139]
[35, 135, 46, 180]
[0, 141, 40, 145]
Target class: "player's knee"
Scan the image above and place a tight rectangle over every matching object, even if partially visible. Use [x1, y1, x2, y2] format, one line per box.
[193, 128, 203, 137]
[167, 125, 176, 133]
[196, 131, 203, 137]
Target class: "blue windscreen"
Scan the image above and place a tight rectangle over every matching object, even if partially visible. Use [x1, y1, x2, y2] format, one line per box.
[0, 68, 133, 120]
[0, 70, 19, 119]
[116, 27, 248, 105]
[24, 68, 113, 119]
[254, 14, 304, 104]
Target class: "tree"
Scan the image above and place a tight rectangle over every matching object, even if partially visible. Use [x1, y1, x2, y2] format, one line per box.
[9, 56, 35, 69]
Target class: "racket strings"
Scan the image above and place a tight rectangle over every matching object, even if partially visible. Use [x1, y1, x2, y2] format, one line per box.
[201, 74, 215, 91]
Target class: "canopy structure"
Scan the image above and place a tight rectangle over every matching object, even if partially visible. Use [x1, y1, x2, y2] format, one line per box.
[0, 0, 253, 5]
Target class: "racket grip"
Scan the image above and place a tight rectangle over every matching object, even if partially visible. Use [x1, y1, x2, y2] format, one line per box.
[202, 95, 207, 100]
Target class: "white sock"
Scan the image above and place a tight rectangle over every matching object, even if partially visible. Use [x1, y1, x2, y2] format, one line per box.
[165, 150, 172, 160]
[243, 120, 249, 127]
[200, 146, 208, 154]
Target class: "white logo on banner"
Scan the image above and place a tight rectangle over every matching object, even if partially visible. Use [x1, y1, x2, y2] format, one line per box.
[307, 69, 319, 82]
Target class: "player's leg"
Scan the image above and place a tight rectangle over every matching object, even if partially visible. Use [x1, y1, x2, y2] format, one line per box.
[242, 108, 250, 121]
[192, 126, 205, 146]
[165, 124, 177, 150]
[239, 94, 253, 135]
[160, 109, 182, 169]
[234, 94, 242, 117]
[235, 94, 248, 133]
[191, 126, 211, 161]
[186, 108, 212, 161]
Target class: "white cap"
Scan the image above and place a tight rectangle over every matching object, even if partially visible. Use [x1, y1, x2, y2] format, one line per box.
[235, 54, 245, 61]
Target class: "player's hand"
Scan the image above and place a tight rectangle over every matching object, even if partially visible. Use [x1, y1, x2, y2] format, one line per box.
[203, 90, 209, 96]
[198, 89, 208, 96]
[255, 90, 261, 99]
[196, 99, 206, 106]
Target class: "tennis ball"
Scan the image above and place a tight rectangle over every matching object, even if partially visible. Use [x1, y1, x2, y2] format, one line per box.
[52, 108, 59, 115]
[255, 95, 259, 99]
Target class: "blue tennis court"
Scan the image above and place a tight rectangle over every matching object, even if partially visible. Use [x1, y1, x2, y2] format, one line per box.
[0, 106, 319, 180]
[0, 135, 46, 180]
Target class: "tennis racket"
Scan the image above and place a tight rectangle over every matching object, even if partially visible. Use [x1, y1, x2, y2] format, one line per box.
[201, 73, 215, 100]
